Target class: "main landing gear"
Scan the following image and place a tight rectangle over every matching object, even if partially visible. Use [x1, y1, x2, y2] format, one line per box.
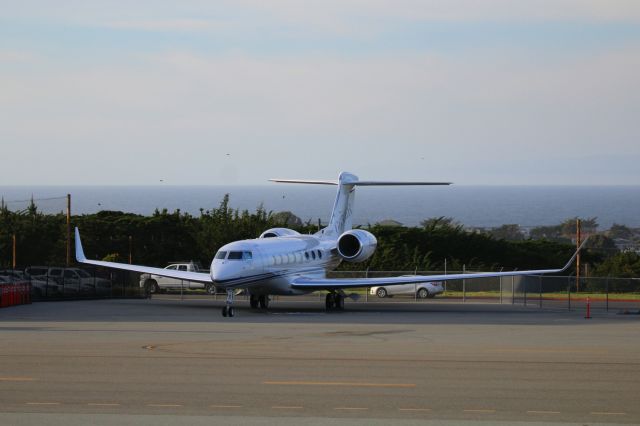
[249, 294, 270, 310]
[222, 289, 235, 317]
[325, 292, 345, 312]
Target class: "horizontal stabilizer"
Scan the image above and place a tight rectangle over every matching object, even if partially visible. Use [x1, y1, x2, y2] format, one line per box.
[269, 179, 338, 185]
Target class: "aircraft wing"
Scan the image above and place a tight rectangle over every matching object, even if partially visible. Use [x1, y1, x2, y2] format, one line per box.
[74, 228, 213, 283]
[292, 239, 587, 290]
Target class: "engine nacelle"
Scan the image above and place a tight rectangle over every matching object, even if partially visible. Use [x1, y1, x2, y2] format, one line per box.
[337, 229, 377, 262]
[259, 228, 301, 238]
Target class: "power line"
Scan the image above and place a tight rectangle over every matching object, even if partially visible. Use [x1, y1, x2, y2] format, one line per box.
[2, 196, 67, 204]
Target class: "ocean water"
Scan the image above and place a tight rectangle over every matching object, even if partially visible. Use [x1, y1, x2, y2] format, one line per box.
[1, 185, 639, 229]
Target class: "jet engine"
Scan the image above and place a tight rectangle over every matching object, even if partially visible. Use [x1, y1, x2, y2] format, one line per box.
[336, 229, 377, 262]
[259, 228, 301, 238]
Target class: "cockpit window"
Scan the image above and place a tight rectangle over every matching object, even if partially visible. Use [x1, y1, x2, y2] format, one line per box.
[228, 251, 253, 260]
[215, 251, 227, 260]
[228, 251, 243, 260]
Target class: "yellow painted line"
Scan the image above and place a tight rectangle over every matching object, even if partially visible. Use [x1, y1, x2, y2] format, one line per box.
[272, 406, 303, 409]
[210, 404, 243, 408]
[147, 404, 183, 407]
[334, 407, 369, 411]
[263, 381, 415, 388]
[88, 403, 121, 407]
[527, 410, 561, 414]
[591, 412, 626, 416]
[26, 402, 60, 405]
[464, 409, 496, 413]
[399, 408, 432, 412]
[0, 377, 36, 382]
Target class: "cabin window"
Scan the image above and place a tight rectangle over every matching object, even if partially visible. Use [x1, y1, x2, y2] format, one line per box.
[317, 250, 322, 259]
[311, 251, 316, 260]
[242, 251, 253, 260]
[305, 252, 309, 260]
[215, 251, 227, 260]
[228, 251, 243, 260]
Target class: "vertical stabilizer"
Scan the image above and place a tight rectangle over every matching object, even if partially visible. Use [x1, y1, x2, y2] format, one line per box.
[323, 172, 358, 238]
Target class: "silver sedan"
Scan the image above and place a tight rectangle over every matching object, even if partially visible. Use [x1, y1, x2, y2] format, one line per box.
[370, 281, 444, 299]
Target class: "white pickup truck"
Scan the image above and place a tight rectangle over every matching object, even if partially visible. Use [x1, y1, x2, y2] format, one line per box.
[139, 262, 215, 294]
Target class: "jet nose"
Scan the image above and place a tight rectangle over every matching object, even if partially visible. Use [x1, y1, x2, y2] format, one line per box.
[210, 263, 231, 283]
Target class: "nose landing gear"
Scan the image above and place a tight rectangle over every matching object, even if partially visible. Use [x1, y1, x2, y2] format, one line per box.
[222, 289, 235, 317]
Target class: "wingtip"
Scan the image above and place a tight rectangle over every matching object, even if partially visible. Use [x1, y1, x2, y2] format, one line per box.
[74, 227, 87, 262]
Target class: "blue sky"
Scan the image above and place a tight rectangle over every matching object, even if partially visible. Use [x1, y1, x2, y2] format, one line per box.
[1, 1, 639, 185]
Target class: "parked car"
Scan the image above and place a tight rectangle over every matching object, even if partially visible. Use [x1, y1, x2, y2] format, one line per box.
[1, 269, 61, 297]
[24, 266, 111, 296]
[139, 262, 214, 294]
[370, 280, 444, 299]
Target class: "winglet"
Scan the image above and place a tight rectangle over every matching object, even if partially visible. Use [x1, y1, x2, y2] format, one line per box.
[558, 236, 590, 273]
[74, 227, 87, 262]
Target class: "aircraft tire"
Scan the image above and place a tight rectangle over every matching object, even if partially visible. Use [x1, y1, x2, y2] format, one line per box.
[250, 295, 259, 309]
[259, 295, 269, 309]
[335, 294, 344, 310]
[325, 293, 335, 311]
[228, 307, 235, 317]
[376, 288, 387, 298]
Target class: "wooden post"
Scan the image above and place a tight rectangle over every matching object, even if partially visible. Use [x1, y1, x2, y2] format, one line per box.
[576, 218, 581, 293]
[66, 194, 71, 267]
[12, 234, 16, 269]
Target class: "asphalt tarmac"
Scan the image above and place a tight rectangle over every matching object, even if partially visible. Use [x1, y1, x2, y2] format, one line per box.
[1, 297, 639, 425]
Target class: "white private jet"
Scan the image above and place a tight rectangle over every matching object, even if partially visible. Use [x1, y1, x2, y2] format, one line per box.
[75, 171, 585, 317]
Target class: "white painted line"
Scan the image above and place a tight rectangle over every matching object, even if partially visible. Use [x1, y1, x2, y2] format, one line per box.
[527, 410, 560, 414]
[147, 404, 183, 407]
[0, 377, 36, 382]
[591, 412, 626, 416]
[264, 381, 415, 388]
[26, 402, 60, 405]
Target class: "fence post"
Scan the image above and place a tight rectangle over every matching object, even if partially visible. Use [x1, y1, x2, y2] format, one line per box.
[511, 276, 515, 305]
[567, 277, 571, 311]
[606, 276, 609, 312]
[365, 268, 369, 303]
[499, 276, 503, 304]
[539, 275, 542, 308]
[462, 264, 466, 303]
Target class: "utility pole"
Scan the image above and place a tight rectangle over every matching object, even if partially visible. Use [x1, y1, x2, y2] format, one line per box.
[576, 218, 581, 293]
[66, 194, 71, 267]
[12, 234, 16, 269]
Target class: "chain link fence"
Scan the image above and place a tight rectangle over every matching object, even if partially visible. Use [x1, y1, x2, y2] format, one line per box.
[2, 266, 639, 313]
[328, 270, 640, 312]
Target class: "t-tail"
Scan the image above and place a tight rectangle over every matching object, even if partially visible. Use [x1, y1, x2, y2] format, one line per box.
[270, 171, 451, 239]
